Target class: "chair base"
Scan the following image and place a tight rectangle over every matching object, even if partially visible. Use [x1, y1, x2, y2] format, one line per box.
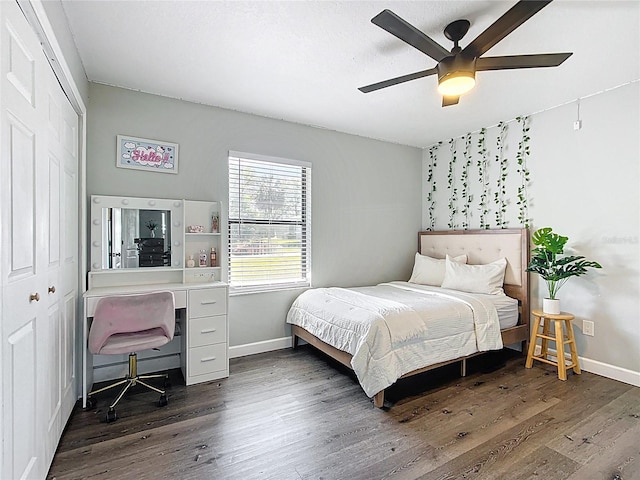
[86, 352, 169, 420]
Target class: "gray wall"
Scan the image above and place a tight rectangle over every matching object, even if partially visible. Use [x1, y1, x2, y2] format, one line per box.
[87, 83, 423, 346]
[423, 81, 640, 378]
[527, 82, 639, 375]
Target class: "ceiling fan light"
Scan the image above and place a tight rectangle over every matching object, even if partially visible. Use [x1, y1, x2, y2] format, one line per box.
[437, 72, 476, 96]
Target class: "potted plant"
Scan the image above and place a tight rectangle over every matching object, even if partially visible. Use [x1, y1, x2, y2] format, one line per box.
[145, 220, 158, 237]
[526, 227, 602, 314]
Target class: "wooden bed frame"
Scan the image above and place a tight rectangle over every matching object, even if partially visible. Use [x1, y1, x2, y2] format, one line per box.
[292, 228, 530, 408]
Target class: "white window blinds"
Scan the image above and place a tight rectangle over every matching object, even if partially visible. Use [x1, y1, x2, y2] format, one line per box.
[228, 152, 311, 292]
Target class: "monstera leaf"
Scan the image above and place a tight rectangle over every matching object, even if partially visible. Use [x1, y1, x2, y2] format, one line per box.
[531, 227, 568, 254]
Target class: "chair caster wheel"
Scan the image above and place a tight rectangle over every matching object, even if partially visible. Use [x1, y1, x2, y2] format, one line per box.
[158, 393, 168, 407]
[85, 397, 96, 410]
[106, 408, 117, 423]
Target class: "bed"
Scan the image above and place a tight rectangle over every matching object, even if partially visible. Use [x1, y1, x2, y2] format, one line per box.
[287, 228, 529, 408]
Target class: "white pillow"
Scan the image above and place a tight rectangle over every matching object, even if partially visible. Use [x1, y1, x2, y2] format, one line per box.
[408, 253, 467, 286]
[441, 257, 507, 295]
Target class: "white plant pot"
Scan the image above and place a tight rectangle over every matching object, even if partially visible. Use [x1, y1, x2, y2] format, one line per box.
[543, 298, 561, 315]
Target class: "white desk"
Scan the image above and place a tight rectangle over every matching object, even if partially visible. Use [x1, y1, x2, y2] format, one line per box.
[82, 281, 228, 407]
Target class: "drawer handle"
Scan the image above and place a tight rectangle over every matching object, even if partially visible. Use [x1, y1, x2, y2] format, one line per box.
[201, 356, 217, 362]
[201, 328, 217, 334]
[200, 300, 217, 305]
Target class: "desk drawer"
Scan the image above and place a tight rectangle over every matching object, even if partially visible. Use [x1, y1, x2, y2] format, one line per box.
[188, 287, 226, 318]
[189, 315, 226, 347]
[188, 343, 227, 377]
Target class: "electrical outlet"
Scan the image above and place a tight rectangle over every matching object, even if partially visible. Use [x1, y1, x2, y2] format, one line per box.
[583, 320, 595, 336]
[188, 270, 216, 281]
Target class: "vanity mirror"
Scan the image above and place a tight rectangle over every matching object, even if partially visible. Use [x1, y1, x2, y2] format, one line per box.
[90, 195, 184, 270]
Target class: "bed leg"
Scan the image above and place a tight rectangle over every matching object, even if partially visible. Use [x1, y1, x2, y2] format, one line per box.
[461, 358, 467, 377]
[292, 334, 299, 349]
[373, 391, 385, 408]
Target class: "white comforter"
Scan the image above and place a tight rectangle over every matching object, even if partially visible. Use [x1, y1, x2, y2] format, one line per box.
[286, 281, 503, 397]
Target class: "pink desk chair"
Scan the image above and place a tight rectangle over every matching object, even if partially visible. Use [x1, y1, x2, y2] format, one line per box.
[86, 291, 175, 423]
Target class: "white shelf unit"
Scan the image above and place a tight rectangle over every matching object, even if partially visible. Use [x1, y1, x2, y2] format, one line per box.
[182, 201, 229, 384]
[183, 200, 227, 283]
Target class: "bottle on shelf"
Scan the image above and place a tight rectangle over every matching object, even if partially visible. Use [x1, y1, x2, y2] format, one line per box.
[210, 247, 217, 267]
[199, 249, 207, 267]
[186, 255, 195, 268]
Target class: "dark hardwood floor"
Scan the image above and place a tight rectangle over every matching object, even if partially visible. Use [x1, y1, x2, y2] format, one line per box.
[48, 346, 640, 480]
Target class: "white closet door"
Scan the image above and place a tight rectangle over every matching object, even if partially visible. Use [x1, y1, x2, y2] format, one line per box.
[42, 50, 79, 462]
[0, 1, 48, 478]
[0, 1, 79, 478]
[59, 68, 79, 446]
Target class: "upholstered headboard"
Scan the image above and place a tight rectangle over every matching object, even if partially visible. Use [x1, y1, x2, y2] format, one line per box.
[418, 229, 530, 341]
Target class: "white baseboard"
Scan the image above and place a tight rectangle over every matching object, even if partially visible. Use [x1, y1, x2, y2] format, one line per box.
[229, 336, 292, 359]
[100, 339, 635, 388]
[533, 345, 640, 387]
[230, 340, 640, 387]
[94, 340, 640, 387]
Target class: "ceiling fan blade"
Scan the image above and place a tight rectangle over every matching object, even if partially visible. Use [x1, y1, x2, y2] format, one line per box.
[476, 52, 572, 70]
[372, 10, 450, 62]
[359, 67, 438, 93]
[463, 0, 552, 58]
[442, 96, 460, 107]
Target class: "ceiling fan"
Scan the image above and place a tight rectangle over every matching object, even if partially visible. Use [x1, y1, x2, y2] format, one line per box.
[359, 0, 572, 107]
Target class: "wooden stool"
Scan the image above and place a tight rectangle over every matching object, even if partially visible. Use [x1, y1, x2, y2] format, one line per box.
[525, 310, 581, 380]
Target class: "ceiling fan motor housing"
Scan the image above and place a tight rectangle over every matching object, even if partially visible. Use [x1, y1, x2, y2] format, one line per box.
[437, 55, 476, 84]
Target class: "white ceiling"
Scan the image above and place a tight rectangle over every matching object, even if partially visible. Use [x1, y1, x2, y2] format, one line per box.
[61, 0, 639, 148]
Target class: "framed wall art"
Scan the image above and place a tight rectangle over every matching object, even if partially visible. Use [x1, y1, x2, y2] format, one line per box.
[116, 135, 179, 174]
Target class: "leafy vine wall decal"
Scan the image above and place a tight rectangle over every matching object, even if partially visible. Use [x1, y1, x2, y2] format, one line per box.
[426, 142, 441, 230]
[447, 138, 458, 229]
[460, 133, 473, 229]
[476, 128, 490, 229]
[516, 116, 531, 228]
[424, 116, 532, 231]
[494, 121, 508, 228]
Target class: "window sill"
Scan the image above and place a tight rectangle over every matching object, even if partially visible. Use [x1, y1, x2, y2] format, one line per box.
[229, 283, 310, 297]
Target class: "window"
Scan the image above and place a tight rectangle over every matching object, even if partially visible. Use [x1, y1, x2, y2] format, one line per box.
[228, 151, 311, 293]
